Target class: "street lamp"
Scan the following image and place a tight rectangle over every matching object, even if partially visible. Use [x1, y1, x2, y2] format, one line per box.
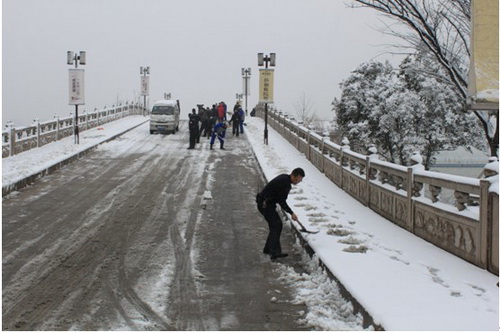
[257, 53, 276, 145]
[241, 68, 251, 116]
[140, 66, 150, 116]
[236, 93, 243, 104]
[67, 51, 86, 144]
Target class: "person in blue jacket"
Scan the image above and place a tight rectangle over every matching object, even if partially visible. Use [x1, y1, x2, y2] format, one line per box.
[238, 107, 245, 134]
[210, 121, 228, 150]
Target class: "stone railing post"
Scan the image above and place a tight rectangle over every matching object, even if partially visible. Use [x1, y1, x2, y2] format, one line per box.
[9, 127, 15, 156]
[479, 179, 490, 269]
[36, 122, 41, 148]
[407, 167, 414, 232]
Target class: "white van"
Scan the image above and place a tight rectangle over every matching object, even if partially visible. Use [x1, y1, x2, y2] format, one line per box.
[150, 100, 180, 134]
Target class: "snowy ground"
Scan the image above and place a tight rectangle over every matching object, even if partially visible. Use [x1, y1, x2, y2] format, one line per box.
[2, 115, 499, 330]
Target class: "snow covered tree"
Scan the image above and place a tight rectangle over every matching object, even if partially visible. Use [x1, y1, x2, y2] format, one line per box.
[333, 61, 393, 154]
[398, 52, 485, 167]
[350, 0, 498, 157]
[333, 56, 484, 168]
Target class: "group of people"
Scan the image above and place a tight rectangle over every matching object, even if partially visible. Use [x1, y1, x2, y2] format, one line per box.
[187, 101, 246, 150]
[188, 101, 305, 262]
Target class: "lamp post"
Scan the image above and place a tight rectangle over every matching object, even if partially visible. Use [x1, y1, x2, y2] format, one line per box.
[67, 51, 86, 144]
[236, 93, 243, 104]
[241, 68, 251, 116]
[140, 66, 150, 116]
[257, 53, 275, 145]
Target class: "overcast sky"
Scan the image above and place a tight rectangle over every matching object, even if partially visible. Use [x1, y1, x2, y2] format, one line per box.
[3, 0, 404, 126]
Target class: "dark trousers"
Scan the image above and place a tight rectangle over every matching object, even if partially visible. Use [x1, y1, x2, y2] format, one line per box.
[200, 121, 209, 138]
[257, 196, 282, 256]
[189, 131, 197, 148]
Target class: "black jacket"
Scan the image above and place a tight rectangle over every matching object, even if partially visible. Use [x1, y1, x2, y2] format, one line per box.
[188, 114, 200, 132]
[229, 112, 241, 126]
[257, 174, 294, 215]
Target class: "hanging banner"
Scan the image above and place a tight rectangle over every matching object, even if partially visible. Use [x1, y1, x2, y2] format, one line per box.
[259, 69, 274, 103]
[68, 69, 85, 105]
[141, 76, 150, 96]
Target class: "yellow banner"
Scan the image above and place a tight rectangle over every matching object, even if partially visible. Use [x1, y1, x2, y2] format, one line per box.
[468, 0, 499, 108]
[259, 69, 274, 103]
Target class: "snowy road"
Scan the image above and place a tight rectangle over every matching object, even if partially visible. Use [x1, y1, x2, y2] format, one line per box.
[2, 122, 321, 330]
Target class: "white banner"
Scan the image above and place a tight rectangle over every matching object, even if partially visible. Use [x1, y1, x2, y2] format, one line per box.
[141, 76, 150, 96]
[68, 69, 85, 105]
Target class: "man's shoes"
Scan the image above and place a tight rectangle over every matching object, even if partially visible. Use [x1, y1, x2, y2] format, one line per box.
[270, 253, 288, 260]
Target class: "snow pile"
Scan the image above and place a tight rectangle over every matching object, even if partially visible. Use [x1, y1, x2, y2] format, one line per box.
[274, 241, 368, 331]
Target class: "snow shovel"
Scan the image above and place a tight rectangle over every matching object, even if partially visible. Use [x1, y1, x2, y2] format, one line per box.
[295, 220, 319, 234]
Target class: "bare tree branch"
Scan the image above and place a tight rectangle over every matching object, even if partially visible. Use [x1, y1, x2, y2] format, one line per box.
[294, 92, 317, 127]
[350, 0, 469, 98]
[348, 0, 498, 156]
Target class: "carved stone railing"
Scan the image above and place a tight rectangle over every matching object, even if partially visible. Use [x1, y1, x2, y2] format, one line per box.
[258, 107, 499, 275]
[2, 102, 145, 158]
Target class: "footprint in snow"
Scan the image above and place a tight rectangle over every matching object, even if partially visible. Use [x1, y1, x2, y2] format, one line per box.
[338, 236, 364, 245]
[426, 266, 450, 288]
[290, 188, 303, 195]
[327, 228, 354, 237]
[466, 283, 487, 298]
[343, 245, 368, 253]
[307, 212, 327, 217]
[389, 255, 410, 266]
[309, 217, 330, 223]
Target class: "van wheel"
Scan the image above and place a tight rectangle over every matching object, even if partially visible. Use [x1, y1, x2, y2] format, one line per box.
[150, 130, 154, 134]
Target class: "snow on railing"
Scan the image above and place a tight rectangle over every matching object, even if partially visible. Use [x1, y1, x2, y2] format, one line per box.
[2, 102, 146, 158]
[257, 106, 499, 275]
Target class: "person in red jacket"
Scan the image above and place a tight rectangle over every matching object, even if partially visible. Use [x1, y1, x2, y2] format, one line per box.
[217, 102, 225, 121]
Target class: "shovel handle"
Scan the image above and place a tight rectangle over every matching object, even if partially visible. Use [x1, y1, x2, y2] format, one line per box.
[295, 219, 307, 231]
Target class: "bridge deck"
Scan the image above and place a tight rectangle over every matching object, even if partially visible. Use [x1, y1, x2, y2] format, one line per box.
[2, 120, 349, 330]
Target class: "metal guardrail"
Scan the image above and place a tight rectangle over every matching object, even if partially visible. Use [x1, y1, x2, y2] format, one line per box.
[257, 108, 499, 275]
[2, 102, 146, 158]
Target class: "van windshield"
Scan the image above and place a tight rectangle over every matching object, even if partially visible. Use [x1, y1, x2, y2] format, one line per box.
[152, 105, 175, 115]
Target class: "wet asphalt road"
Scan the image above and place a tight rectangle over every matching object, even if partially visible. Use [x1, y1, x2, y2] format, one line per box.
[2, 122, 309, 330]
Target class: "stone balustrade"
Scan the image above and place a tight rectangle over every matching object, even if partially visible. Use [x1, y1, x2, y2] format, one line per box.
[258, 107, 499, 275]
[2, 103, 145, 158]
